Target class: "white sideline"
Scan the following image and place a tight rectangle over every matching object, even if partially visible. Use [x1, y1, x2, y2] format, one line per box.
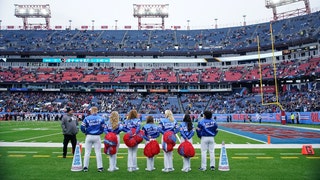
[1, 142, 319, 149]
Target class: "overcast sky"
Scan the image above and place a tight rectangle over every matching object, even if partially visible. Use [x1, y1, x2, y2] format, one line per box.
[0, 0, 319, 29]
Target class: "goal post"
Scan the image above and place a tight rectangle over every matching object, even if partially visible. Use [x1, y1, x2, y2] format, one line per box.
[257, 22, 284, 111]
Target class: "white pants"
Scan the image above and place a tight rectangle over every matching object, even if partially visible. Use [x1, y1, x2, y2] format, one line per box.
[145, 140, 155, 170]
[162, 135, 173, 169]
[181, 137, 192, 170]
[109, 135, 120, 170]
[128, 145, 138, 168]
[83, 135, 103, 169]
[200, 136, 215, 169]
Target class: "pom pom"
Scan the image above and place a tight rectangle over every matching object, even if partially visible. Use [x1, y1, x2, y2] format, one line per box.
[133, 130, 144, 144]
[104, 132, 118, 146]
[144, 140, 160, 158]
[104, 145, 117, 155]
[104, 132, 118, 155]
[162, 142, 174, 152]
[178, 140, 195, 158]
[123, 128, 145, 147]
[163, 131, 176, 145]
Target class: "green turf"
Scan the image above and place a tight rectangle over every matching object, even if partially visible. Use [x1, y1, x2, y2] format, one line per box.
[0, 121, 319, 180]
[0, 147, 319, 180]
[0, 121, 264, 144]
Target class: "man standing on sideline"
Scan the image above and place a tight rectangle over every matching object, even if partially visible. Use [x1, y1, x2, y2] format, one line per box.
[81, 106, 106, 172]
[196, 110, 218, 171]
[291, 113, 295, 124]
[61, 107, 78, 158]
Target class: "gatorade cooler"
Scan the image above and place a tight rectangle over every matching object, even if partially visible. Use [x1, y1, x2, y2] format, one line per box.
[281, 110, 286, 125]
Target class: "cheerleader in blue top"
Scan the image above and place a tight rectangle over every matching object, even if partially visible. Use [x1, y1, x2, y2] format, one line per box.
[142, 115, 160, 171]
[159, 110, 179, 172]
[196, 110, 218, 171]
[179, 113, 195, 172]
[104, 111, 122, 172]
[81, 106, 105, 172]
[122, 109, 141, 172]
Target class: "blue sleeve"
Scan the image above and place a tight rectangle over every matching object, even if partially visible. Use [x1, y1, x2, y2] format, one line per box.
[136, 119, 141, 132]
[80, 119, 87, 134]
[179, 124, 187, 139]
[99, 119, 105, 134]
[142, 127, 150, 141]
[174, 122, 179, 134]
[180, 130, 187, 139]
[187, 130, 195, 139]
[214, 123, 218, 135]
[122, 121, 130, 132]
[196, 122, 202, 138]
[158, 121, 165, 134]
[115, 124, 123, 134]
[103, 124, 109, 134]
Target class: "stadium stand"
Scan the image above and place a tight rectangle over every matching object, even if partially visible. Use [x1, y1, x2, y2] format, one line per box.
[0, 11, 319, 121]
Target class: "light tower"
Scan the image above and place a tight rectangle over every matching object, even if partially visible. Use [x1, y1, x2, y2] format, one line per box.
[243, 15, 246, 26]
[133, 4, 169, 30]
[214, 18, 218, 29]
[14, 4, 51, 30]
[187, 20, 190, 30]
[92, 20, 95, 30]
[265, 0, 311, 21]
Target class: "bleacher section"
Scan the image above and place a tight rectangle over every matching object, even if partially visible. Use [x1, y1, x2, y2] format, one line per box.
[0, 11, 319, 56]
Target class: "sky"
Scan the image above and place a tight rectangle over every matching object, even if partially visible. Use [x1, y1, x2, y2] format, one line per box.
[0, 0, 319, 30]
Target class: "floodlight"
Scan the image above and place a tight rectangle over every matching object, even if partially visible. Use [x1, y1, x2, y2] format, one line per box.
[133, 4, 169, 30]
[14, 4, 51, 29]
[265, 0, 310, 20]
[14, 4, 51, 18]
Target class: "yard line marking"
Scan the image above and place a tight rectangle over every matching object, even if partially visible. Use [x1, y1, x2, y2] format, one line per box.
[8, 154, 26, 157]
[33, 155, 50, 158]
[235, 153, 266, 156]
[281, 156, 299, 159]
[280, 153, 301, 155]
[232, 157, 249, 159]
[306, 157, 320, 159]
[219, 129, 265, 143]
[0, 130, 23, 134]
[15, 132, 61, 142]
[57, 155, 72, 158]
[52, 152, 62, 154]
[256, 157, 274, 159]
[8, 151, 38, 154]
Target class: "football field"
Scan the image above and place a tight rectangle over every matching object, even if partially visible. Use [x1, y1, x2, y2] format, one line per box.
[0, 121, 319, 180]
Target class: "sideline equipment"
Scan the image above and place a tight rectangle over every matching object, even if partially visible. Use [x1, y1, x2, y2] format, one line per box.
[218, 141, 230, 171]
[71, 142, 83, 171]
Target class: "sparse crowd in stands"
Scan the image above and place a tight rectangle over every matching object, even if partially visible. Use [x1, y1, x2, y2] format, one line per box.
[0, 11, 319, 54]
[0, 57, 319, 83]
[0, 86, 319, 121]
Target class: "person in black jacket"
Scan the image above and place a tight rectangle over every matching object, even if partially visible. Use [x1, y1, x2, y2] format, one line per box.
[61, 107, 78, 158]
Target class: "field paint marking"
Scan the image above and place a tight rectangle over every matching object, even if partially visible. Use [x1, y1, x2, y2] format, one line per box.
[231, 157, 249, 159]
[0, 130, 23, 134]
[8, 154, 26, 157]
[15, 132, 61, 142]
[281, 157, 299, 159]
[218, 129, 266, 144]
[176, 134, 181, 143]
[235, 153, 266, 156]
[33, 155, 50, 158]
[306, 157, 320, 159]
[256, 157, 274, 159]
[280, 153, 301, 155]
[8, 151, 38, 154]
